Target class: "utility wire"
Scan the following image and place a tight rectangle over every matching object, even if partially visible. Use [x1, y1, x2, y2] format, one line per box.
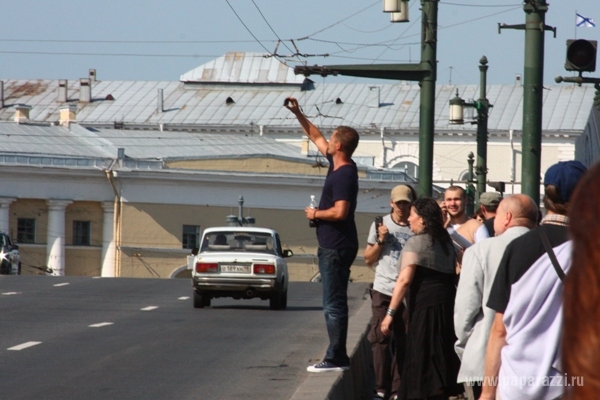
[370, 0, 420, 62]
[298, 0, 380, 40]
[251, 0, 295, 55]
[300, 5, 521, 59]
[0, 38, 266, 44]
[225, 0, 272, 53]
[0, 50, 220, 58]
[441, 1, 522, 7]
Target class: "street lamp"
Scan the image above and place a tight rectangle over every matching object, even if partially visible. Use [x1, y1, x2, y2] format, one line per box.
[383, 0, 410, 23]
[225, 195, 255, 226]
[448, 56, 492, 207]
[449, 89, 464, 125]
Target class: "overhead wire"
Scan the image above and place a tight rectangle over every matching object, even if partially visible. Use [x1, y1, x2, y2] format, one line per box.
[297, 0, 380, 40]
[225, 0, 272, 53]
[0, 38, 265, 44]
[0, 50, 222, 58]
[441, 1, 522, 7]
[250, 0, 296, 56]
[295, 4, 522, 61]
[0, 4, 521, 63]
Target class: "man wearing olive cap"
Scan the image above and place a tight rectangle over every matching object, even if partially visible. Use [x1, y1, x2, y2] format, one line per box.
[473, 192, 502, 243]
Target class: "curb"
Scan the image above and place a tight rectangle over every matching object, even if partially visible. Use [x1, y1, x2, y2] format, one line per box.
[290, 297, 374, 400]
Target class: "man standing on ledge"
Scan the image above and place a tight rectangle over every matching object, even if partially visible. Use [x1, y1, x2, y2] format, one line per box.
[286, 97, 360, 373]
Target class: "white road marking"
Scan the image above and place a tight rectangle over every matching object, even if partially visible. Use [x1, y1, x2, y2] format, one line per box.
[2, 292, 20, 295]
[89, 322, 114, 328]
[53, 283, 70, 287]
[141, 306, 158, 311]
[178, 296, 190, 300]
[8, 341, 42, 351]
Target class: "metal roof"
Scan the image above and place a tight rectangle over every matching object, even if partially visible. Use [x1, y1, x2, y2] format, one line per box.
[88, 128, 309, 161]
[179, 52, 305, 85]
[0, 122, 311, 163]
[0, 54, 593, 134]
[0, 123, 115, 158]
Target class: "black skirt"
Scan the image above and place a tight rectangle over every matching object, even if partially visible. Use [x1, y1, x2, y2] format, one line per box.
[399, 269, 463, 399]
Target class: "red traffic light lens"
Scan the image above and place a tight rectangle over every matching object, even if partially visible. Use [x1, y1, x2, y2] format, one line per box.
[566, 39, 598, 72]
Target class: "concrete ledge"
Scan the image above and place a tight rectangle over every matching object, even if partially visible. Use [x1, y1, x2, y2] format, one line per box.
[290, 297, 374, 400]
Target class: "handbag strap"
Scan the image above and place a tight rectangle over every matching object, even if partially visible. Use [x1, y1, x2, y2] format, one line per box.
[538, 228, 566, 282]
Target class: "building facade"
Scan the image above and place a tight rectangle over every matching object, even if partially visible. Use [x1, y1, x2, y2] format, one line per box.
[0, 53, 595, 278]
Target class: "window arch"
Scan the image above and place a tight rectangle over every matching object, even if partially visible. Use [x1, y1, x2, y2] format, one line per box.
[458, 170, 470, 181]
[392, 161, 419, 179]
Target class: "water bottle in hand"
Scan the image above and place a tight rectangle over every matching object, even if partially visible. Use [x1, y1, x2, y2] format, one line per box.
[309, 195, 317, 228]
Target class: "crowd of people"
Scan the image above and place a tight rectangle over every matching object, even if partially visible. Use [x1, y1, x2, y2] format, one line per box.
[286, 97, 596, 399]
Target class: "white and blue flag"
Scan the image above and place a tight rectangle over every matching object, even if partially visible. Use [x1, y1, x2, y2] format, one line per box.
[577, 13, 596, 28]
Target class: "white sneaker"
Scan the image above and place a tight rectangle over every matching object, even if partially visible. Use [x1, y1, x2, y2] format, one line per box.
[306, 361, 350, 373]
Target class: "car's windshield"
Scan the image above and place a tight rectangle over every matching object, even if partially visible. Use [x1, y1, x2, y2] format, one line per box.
[200, 231, 277, 255]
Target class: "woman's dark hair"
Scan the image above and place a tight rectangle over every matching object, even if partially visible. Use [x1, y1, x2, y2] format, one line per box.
[412, 197, 453, 255]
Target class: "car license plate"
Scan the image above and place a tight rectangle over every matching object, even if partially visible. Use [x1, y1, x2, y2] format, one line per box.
[220, 265, 250, 273]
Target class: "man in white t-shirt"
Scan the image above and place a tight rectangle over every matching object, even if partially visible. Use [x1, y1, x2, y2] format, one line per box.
[482, 161, 587, 400]
[364, 185, 414, 400]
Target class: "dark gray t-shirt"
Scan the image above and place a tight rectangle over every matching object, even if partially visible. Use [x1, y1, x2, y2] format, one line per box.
[316, 152, 359, 249]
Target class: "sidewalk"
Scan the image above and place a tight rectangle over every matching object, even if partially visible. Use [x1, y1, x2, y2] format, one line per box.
[290, 295, 374, 400]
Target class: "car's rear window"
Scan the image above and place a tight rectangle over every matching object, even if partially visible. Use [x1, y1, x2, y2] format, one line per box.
[200, 231, 276, 255]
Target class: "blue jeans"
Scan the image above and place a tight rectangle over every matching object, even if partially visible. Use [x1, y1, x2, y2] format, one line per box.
[318, 246, 358, 366]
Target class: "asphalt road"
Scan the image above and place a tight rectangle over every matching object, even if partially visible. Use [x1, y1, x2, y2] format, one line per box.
[0, 276, 369, 400]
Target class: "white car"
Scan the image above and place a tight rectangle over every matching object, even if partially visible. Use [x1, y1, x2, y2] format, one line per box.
[189, 227, 293, 310]
[0, 232, 21, 275]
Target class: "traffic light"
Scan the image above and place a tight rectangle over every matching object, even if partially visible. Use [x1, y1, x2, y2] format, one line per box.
[565, 39, 597, 72]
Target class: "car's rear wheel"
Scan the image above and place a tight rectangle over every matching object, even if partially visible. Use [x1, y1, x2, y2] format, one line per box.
[0, 260, 9, 275]
[194, 291, 211, 308]
[270, 288, 287, 310]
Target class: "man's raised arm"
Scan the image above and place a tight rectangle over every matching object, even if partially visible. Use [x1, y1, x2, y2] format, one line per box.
[285, 97, 329, 157]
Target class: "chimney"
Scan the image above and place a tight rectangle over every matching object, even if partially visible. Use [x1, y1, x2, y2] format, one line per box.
[369, 86, 381, 108]
[59, 104, 77, 126]
[515, 74, 522, 86]
[89, 69, 96, 82]
[0, 81, 4, 109]
[58, 80, 68, 102]
[157, 89, 163, 113]
[301, 138, 310, 156]
[79, 78, 91, 103]
[117, 148, 125, 168]
[14, 104, 32, 123]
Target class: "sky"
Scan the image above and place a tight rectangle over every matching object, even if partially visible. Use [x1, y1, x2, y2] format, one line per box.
[1, 0, 599, 86]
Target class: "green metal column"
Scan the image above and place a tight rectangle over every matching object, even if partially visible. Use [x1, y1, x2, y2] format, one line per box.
[418, 0, 438, 197]
[475, 56, 489, 206]
[466, 152, 476, 216]
[521, 0, 548, 203]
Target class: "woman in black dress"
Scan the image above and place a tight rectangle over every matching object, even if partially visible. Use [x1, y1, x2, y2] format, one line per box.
[380, 198, 462, 400]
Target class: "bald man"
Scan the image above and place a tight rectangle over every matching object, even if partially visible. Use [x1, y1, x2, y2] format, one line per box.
[453, 194, 538, 400]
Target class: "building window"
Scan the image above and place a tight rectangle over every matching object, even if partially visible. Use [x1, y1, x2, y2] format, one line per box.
[392, 161, 419, 179]
[73, 221, 91, 246]
[17, 218, 36, 243]
[183, 225, 200, 250]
